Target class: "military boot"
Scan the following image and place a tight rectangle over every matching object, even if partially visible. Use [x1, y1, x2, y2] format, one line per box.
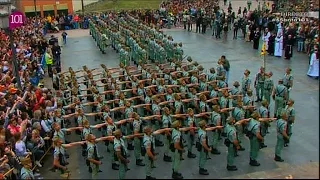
[227, 165, 238, 171]
[238, 146, 245, 151]
[127, 143, 134, 150]
[146, 176, 156, 179]
[211, 148, 221, 155]
[199, 168, 209, 175]
[136, 159, 145, 166]
[249, 159, 261, 166]
[187, 151, 196, 158]
[274, 155, 284, 162]
[112, 163, 119, 170]
[155, 139, 164, 147]
[163, 154, 172, 162]
[260, 143, 267, 149]
[172, 171, 183, 179]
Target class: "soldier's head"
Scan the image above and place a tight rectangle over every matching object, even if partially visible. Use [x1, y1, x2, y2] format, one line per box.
[174, 93, 181, 101]
[113, 129, 122, 139]
[244, 69, 250, 76]
[179, 42, 182, 47]
[233, 81, 240, 87]
[237, 100, 243, 107]
[187, 108, 194, 116]
[163, 107, 170, 115]
[20, 157, 32, 169]
[281, 110, 288, 120]
[227, 116, 235, 125]
[85, 134, 96, 143]
[132, 112, 139, 120]
[106, 116, 113, 124]
[212, 105, 220, 112]
[198, 120, 207, 129]
[261, 99, 268, 107]
[199, 94, 207, 101]
[143, 126, 152, 135]
[53, 137, 63, 147]
[124, 100, 131, 107]
[278, 79, 283, 84]
[187, 56, 192, 62]
[285, 68, 292, 74]
[287, 99, 294, 106]
[251, 111, 260, 119]
[83, 119, 90, 128]
[210, 68, 216, 74]
[171, 120, 181, 129]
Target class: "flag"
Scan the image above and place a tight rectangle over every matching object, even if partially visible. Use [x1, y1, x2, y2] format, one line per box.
[261, 42, 266, 56]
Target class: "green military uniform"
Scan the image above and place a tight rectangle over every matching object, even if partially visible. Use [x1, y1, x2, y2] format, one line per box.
[87, 142, 100, 179]
[114, 137, 128, 180]
[241, 76, 251, 94]
[171, 128, 183, 178]
[210, 111, 221, 153]
[232, 107, 245, 147]
[151, 103, 162, 145]
[275, 118, 287, 159]
[243, 95, 253, 118]
[133, 118, 144, 166]
[274, 84, 287, 117]
[186, 115, 196, 157]
[283, 74, 293, 99]
[107, 123, 119, 169]
[162, 114, 172, 161]
[247, 118, 261, 165]
[143, 134, 155, 178]
[230, 86, 241, 107]
[255, 72, 265, 101]
[225, 123, 237, 168]
[263, 77, 274, 104]
[198, 128, 209, 171]
[258, 106, 269, 137]
[285, 105, 295, 139]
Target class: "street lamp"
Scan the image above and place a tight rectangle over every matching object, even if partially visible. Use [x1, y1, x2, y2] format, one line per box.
[34, 0, 37, 18]
[0, 0, 22, 90]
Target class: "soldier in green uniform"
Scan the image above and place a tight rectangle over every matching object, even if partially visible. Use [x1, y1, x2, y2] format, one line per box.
[86, 134, 103, 179]
[106, 116, 120, 170]
[243, 89, 254, 118]
[197, 120, 212, 175]
[230, 81, 242, 107]
[275, 110, 290, 162]
[132, 112, 145, 166]
[232, 101, 246, 151]
[209, 105, 223, 154]
[175, 43, 184, 61]
[151, 97, 164, 146]
[224, 117, 240, 171]
[148, 37, 155, 61]
[258, 100, 269, 148]
[158, 42, 166, 64]
[241, 69, 252, 94]
[284, 99, 295, 147]
[161, 107, 173, 162]
[283, 68, 294, 100]
[20, 157, 36, 179]
[254, 67, 265, 102]
[272, 79, 288, 118]
[186, 108, 197, 158]
[263, 72, 274, 105]
[101, 34, 108, 54]
[169, 120, 194, 178]
[246, 112, 263, 166]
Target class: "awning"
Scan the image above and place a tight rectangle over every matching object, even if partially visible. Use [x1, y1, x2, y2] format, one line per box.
[24, 5, 40, 13]
[57, 4, 68, 10]
[42, 5, 54, 11]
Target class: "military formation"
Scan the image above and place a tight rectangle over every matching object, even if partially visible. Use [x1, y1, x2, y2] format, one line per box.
[89, 13, 184, 66]
[51, 13, 296, 180]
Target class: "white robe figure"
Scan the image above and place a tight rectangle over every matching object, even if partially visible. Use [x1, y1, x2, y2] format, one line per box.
[274, 35, 283, 57]
[263, 31, 271, 50]
[307, 52, 319, 77]
[277, 23, 283, 36]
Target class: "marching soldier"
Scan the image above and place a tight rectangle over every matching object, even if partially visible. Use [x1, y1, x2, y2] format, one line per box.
[283, 68, 293, 100]
[170, 120, 195, 179]
[284, 99, 295, 147]
[209, 105, 223, 154]
[114, 129, 142, 180]
[230, 81, 242, 107]
[224, 117, 241, 171]
[246, 112, 264, 166]
[186, 108, 197, 158]
[197, 120, 222, 175]
[263, 72, 274, 105]
[132, 112, 146, 166]
[254, 67, 265, 102]
[258, 100, 270, 148]
[241, 69, 251, 94]
[232, 101, 246, 151]
[272, 79, 287, 118]
[275, 110, 290, 162]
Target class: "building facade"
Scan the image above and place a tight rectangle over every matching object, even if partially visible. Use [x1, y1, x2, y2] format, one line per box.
[16, 0, 73, 17]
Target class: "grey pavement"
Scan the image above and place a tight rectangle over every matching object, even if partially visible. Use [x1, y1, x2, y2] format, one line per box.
[40, 27, 319, 179]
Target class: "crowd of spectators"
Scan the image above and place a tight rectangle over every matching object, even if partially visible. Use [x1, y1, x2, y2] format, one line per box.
[0, 16, 62, 179]
[44, 13, 89, 33]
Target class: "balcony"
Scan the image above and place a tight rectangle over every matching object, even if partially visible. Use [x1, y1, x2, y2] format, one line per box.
[0, 0, 11, 5]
